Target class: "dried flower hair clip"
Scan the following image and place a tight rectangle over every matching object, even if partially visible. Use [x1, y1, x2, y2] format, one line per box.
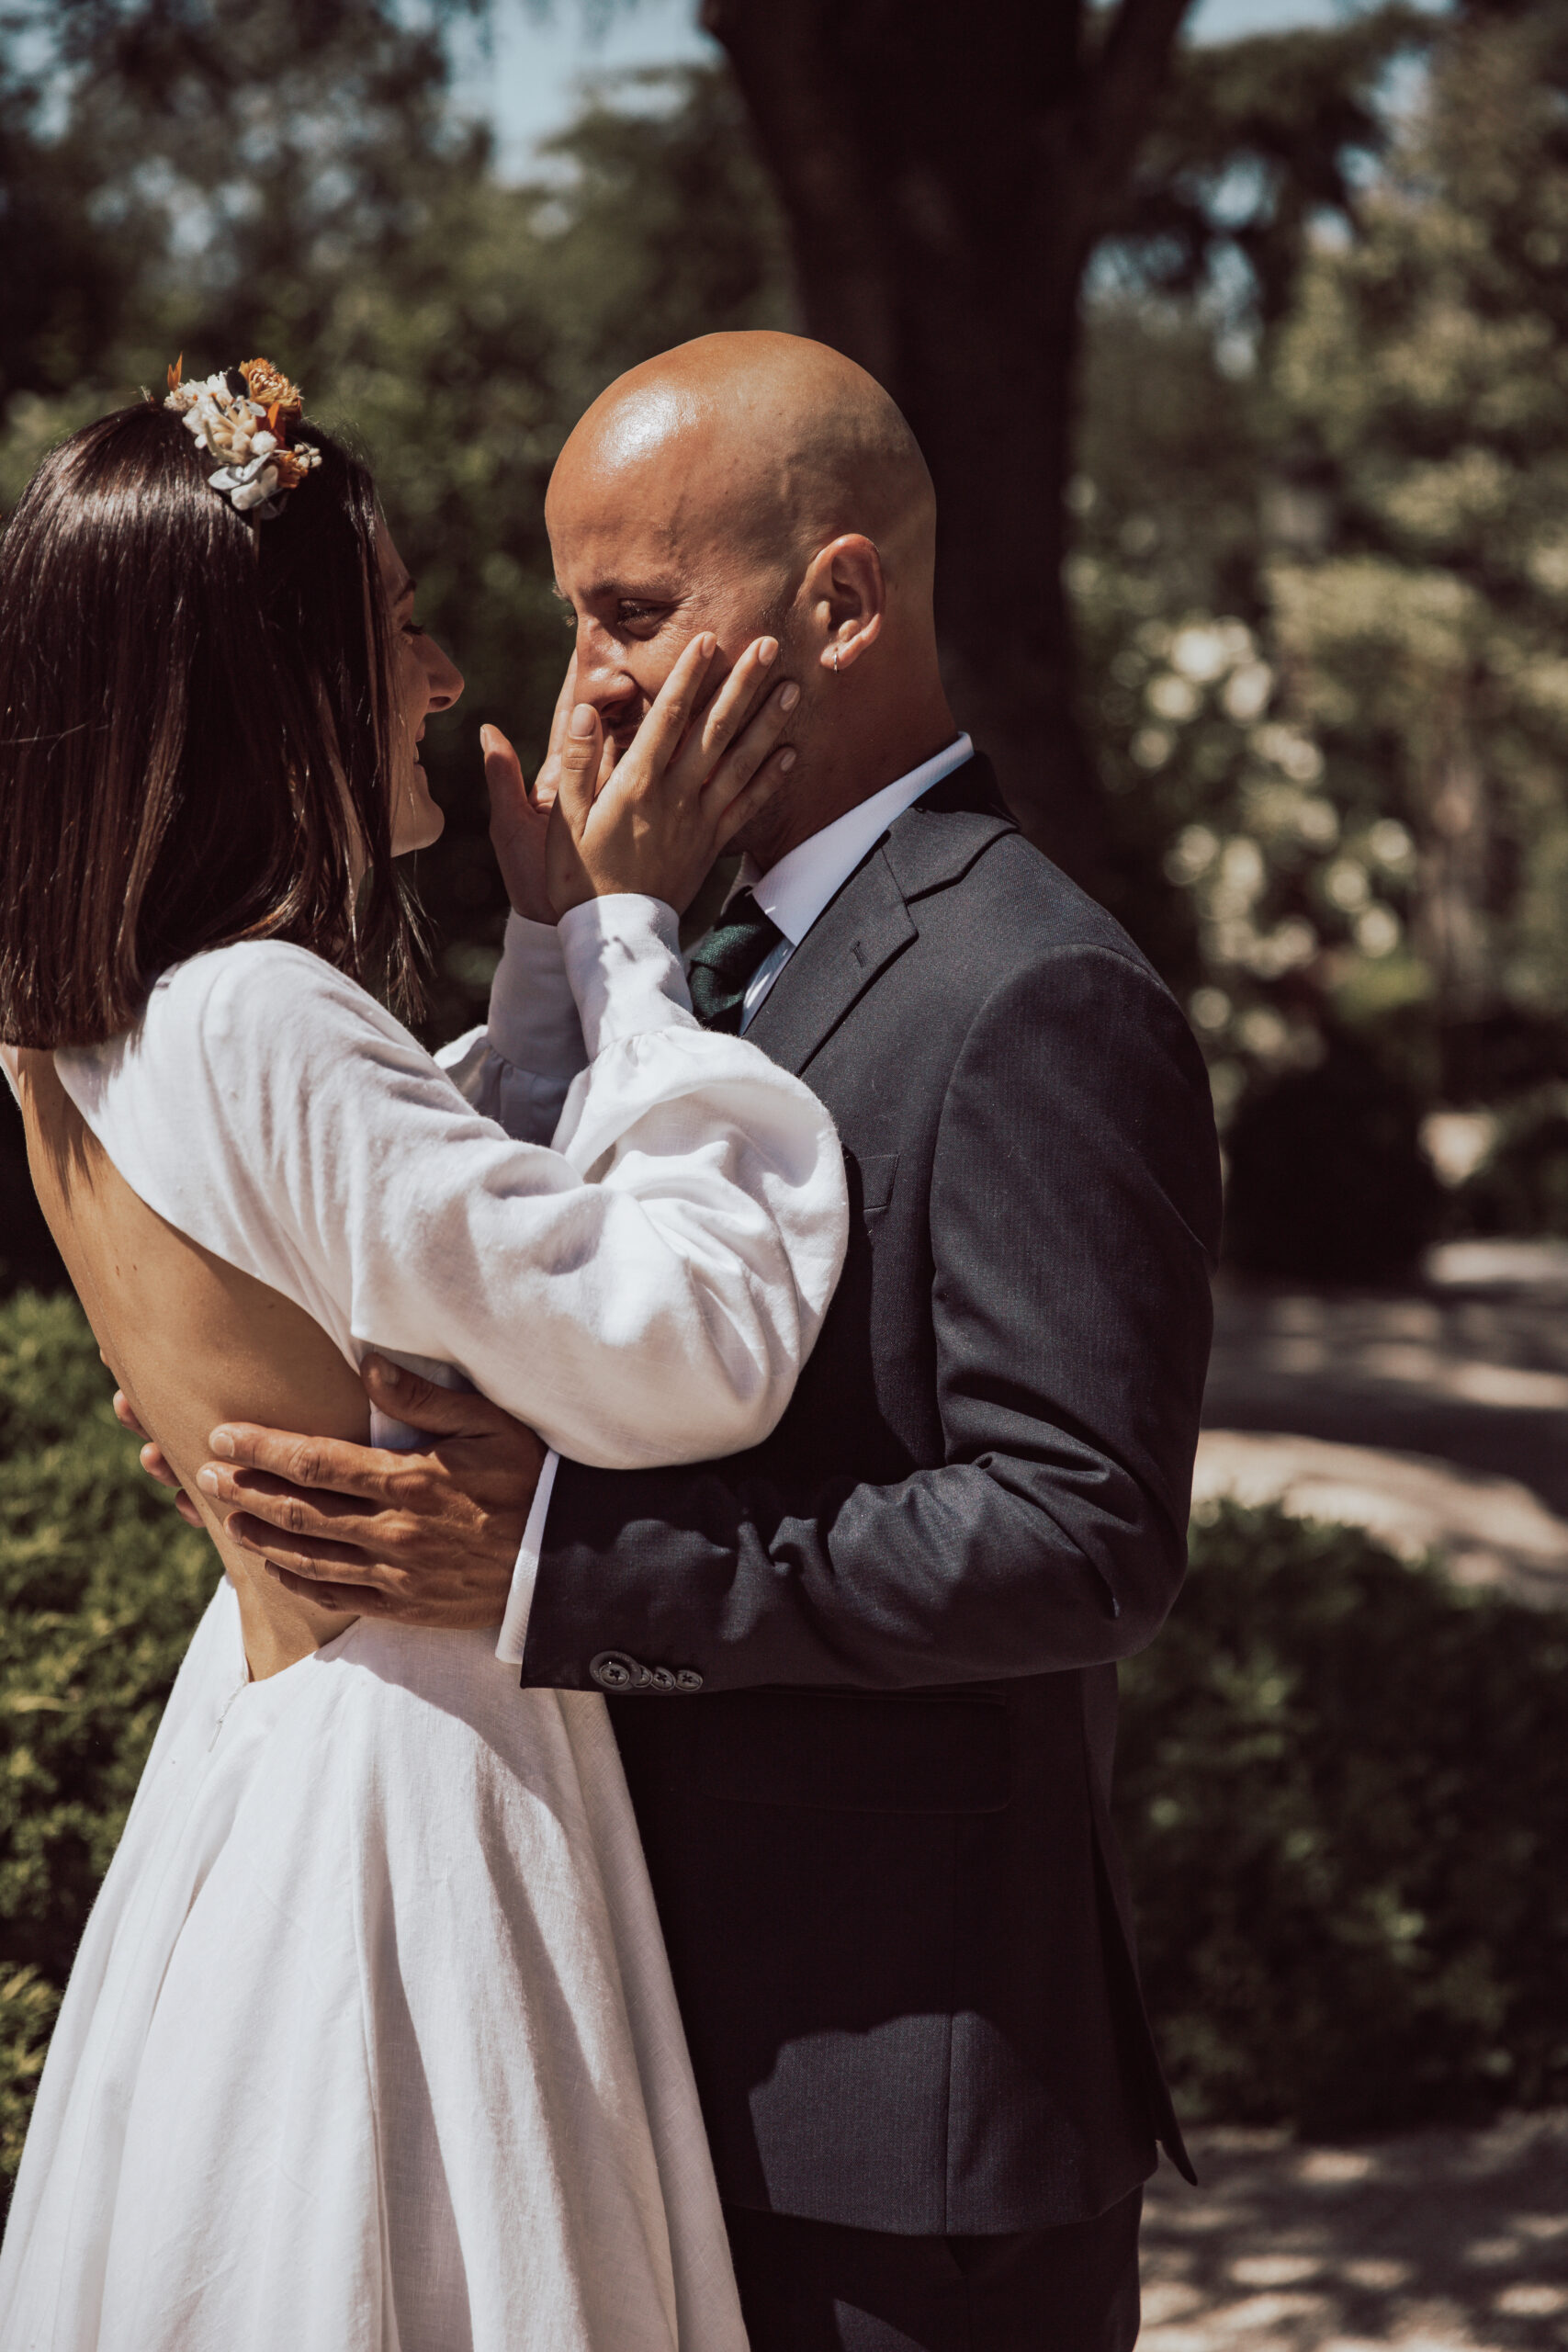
[164, 356, 321, 518]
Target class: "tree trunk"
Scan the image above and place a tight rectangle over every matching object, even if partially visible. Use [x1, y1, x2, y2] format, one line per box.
[702, 0, 1193, 889]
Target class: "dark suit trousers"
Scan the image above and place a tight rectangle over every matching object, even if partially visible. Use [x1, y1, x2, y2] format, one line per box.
[722, 2188, 1143, 2352]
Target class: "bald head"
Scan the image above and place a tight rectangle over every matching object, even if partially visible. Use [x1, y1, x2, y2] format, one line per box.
[547, 333, 955, 867]
[552, 332, 935, 583]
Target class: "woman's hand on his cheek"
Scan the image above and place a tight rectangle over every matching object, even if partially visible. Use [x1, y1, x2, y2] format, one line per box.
[483, 724, 554, 925]
[547, 633, 798, 916]
[482, 653, 581, 925]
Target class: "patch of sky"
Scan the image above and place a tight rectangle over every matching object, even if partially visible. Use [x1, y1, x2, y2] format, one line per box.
[447, 0, 1459, 185]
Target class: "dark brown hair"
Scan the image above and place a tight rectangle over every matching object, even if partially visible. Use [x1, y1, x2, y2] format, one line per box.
[0, 397, 423, 1046]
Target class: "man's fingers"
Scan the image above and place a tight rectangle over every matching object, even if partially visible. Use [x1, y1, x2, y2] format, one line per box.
[174, 1489, 205, 1529]
[136, 1436, 185, 1492]
[113, 1389, 148, 1440]
[205, 1420, 399, 1501]
[225, 1510, 390, 1577]
[359, 1354, 531, 1442]
[265, 1565, 392, 1613]
[197, 1460, 392, 1537]
[263, 1563, 502, 1631]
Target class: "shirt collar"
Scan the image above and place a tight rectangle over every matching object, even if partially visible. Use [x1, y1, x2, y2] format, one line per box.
[738, 735, 974, 947]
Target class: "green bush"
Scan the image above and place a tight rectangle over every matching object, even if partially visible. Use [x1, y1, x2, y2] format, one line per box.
[0, 1288, 213, 2195]
[1118, 1500, 1568, 2134]
[2, 1295, 1565, 2185]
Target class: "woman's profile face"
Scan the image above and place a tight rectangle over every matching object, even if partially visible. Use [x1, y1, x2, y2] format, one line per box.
[377, 519, 464, 855]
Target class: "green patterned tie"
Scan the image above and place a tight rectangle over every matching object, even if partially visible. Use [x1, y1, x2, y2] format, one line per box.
[687, 889, 785, 1033]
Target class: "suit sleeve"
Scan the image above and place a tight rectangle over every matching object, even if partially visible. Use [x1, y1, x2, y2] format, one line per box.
[523, 944, 1222, 1690]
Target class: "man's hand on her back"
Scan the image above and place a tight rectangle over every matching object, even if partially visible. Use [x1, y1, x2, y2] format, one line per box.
[186, 1355, 545, 1629]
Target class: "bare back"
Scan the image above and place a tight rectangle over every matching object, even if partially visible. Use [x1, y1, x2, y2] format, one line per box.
[16, 1049, 366, 1678]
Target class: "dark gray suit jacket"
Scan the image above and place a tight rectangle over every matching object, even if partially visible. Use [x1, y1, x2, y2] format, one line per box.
[522, 756, 1222, 2236]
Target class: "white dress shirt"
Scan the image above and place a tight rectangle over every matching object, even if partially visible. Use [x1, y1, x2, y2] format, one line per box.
[508, 735, 974, 1662]
[736, 734, 975, 1031]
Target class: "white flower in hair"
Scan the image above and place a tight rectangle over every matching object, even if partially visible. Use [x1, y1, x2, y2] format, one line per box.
[164, 356, 321, 519]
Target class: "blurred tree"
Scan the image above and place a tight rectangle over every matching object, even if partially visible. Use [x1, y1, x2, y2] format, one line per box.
[1105, 7, 1436, 327]
[701, 0, 1201, 878]
[0, 1, 787, 1047]
[1065, 7, 1568, 1262]
[698, 0, 1432, 884]
[1269, 6, 1568, 1105]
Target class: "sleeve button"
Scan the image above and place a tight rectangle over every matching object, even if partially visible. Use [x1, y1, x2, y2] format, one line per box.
[590, 1651, 638, 1690]
[674, 1668, 704, 1692]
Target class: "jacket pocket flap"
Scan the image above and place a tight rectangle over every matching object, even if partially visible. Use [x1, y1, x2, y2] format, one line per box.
[852, 1151, 899, 1216]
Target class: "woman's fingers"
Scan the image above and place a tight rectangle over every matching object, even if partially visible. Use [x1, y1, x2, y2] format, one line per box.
[611, 632, 719, 804]
[680, 636, 780, 784]
[484, 723, 555, 923]
[481, 722, 528, 813]
[555, 701, 604, 836]
[532, 652, 580, 813]
[714, 744, 796, 852]
[702, 676, 801, 819]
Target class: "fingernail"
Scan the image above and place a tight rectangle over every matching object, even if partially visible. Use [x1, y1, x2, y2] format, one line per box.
[759, 639, 778, 665]
[196, 1466, 221, 1496]
[569, 704, 596, 737]
[779, 749, 797, 770]
[376, 1356, 402, 1389]
[210, 1429, 235, 1459]
[700, 633, 716, 657]
[780, 683, 800, 711]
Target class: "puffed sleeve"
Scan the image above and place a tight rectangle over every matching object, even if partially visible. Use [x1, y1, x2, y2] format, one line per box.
[436, 913, 588, 1148]
[56, 904, 848, 1472]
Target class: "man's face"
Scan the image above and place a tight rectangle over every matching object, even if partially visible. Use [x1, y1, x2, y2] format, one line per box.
[546, 443, 799, 767]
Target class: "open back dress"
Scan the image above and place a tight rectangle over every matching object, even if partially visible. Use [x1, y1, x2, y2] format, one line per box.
[0, 898, 846, 2352]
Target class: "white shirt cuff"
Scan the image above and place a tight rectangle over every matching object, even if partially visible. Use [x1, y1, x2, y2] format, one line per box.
[558, 896, 697, 1058]
[487, 912, 586, 1081]
[494, 1448, 560, 1668]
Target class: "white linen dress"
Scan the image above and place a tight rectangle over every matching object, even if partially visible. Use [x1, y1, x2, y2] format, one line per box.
[0, 896, 847, 2352]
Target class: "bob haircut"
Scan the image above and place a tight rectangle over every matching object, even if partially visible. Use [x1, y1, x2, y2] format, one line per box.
[0, 397, 423, 1048]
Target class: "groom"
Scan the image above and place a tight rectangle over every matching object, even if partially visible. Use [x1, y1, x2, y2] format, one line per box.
[195, 333, 1221, 2348]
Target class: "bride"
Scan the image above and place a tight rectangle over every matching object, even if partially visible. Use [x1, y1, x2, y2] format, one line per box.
[0, 363, 846, 2349]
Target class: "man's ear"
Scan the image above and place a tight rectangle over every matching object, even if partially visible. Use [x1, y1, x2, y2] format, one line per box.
[805, 534, 886, 674]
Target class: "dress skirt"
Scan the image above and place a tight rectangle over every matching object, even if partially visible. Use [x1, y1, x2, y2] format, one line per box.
[0, 1577, 748, 2352]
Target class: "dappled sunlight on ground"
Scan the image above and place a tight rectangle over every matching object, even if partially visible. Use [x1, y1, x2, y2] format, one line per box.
[1143, 2116, 1568, 2350]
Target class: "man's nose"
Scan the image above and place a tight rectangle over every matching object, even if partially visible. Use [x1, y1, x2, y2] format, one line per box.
[573, 621, 639, 714]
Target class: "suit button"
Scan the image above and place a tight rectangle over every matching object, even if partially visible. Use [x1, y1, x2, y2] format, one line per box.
[649, 1667, 677, 1690]
[591, 1650, 641, 1690]
[674, 1668, 704, 1692]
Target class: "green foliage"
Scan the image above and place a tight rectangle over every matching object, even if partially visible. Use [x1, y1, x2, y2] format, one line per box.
[1119, 1500, 1568, 2134]
[0, 1971, 59, 2187]
[0, 1293, 214, 2003]
[0, 6, 788, 1045]
[1, 1298, 1562, 2181]
[1080, 13, 1568, 1171]
[1110, 7, 1436, 325]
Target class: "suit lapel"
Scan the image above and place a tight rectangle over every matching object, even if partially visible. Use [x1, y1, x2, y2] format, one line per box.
[742, 753, 1017, 1076]
[744, 845, 916, 1077]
